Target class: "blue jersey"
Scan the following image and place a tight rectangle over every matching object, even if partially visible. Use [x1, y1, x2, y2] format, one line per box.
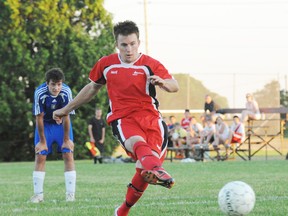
[33, 83, 75, 124]
[33, 82, 75, 154]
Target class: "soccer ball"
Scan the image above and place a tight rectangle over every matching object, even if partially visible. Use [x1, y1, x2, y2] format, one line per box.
[218, 181, 256, 215]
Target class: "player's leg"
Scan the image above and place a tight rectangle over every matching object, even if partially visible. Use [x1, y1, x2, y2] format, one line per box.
[96, 141, 104, 164]
[126, 118, 174, 188]
[115, 168, 149, 216]
[31, 125, 51, 203]
[56, 124, 76, 201]
[62, 152, 76, 201]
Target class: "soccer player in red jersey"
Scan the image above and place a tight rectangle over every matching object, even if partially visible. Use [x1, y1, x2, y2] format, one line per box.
[53, 20, 179, 216]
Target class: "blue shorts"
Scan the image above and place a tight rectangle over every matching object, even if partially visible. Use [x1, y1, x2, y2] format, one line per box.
[34, 122, 74, 155]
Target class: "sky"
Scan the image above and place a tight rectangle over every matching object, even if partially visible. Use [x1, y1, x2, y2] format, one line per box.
[104, 0, 288, 108]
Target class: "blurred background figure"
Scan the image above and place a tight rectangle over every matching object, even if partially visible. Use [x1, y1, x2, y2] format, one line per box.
[241, 93, 261, 122]
[88, 108, 106, 164]
[181, 109, 192, 131]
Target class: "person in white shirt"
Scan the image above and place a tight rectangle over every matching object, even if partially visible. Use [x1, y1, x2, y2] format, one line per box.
[241, 93, 261, 122]
[212, 116, 230, 160]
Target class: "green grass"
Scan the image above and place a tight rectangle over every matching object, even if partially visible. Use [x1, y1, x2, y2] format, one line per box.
[0, 159, 288, 216]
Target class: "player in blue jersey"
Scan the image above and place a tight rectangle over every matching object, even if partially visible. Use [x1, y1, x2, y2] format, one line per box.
[30, 68, 76, 203]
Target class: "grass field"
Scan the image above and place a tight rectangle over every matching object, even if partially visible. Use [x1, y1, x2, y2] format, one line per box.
[0, 159, 288, 216]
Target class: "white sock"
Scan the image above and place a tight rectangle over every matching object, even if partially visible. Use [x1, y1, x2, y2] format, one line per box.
[33, 171, 45, 195]
[64, 171, 76, 194]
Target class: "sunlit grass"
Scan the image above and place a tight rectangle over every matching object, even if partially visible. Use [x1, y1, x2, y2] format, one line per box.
[0, 159, 288, 215]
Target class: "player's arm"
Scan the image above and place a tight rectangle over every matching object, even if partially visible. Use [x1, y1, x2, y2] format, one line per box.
[53, 81, 102, 122]
[61, 115, 74, 151]
[149, 75, 179, 93]
[35, 113, 48, 153]
[99, 126, 105, 144]
[88, 124, 95, 143]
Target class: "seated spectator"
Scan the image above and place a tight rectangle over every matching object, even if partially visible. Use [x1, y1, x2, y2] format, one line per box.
[181, 109, 192, 131]
[199, 115, 216, 145]
[241, 93, 261, 122]
[194, 115, 215, 160]
[212, 116, 231, 160]
[188, 116, 203, 145]
[201, 94, 220, 124]
[226, 115, 245, 155]
[167, 115, 177, 147]
[187, 116, 203, 158]
[171, 122, 188, 158]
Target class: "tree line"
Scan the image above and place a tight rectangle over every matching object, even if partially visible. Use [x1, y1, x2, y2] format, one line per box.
[0, 0, 118, 161]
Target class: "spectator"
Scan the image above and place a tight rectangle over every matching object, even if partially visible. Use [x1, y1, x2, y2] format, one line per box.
[226, 115, 245, 157]
[201, 94, 219, 124]
[241, 93, 261, 122]
[167, 115, 177, 148]
[180, 109, 192, 131]
[171, 122, 188, 158]
[199, 115, 216, 145]
[204, 94, 218, 115]
[194, 115, 215, 160]
[88, 108, 106, 164]
[187, 116, 203, 158]
[188, 116, 203, 145]
[167, 115, 177, 131]
[212, 116, 231, 160]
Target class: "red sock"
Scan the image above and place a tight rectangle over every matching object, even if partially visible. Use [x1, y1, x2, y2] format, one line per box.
[133, 141, 161, 170]
[117, 168, 148, 216]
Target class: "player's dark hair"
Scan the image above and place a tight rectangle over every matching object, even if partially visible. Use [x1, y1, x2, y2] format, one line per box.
[45, 68, 65, 83]
[113, 20, 139, 41]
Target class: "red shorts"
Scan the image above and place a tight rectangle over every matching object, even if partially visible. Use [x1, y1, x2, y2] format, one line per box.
[111, 111, 168, 162]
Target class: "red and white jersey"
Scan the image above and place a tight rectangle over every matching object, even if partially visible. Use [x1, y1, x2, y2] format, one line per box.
[181, 117, 192, 131]
[89, 53, 174, 124]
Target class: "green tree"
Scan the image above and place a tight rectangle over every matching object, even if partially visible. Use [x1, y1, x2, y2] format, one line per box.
[0, 0, 117, 161]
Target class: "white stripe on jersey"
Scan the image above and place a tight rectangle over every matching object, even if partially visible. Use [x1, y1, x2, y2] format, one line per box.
[106, 99, 113, 121]
[61, 85, 75, 115]
[34, 86, 48, 115]
[116, 119, 126, 142]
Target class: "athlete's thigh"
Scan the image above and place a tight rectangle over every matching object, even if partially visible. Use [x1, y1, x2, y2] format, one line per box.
[111, 118, 146, 145]
[144, 116, 168, 160]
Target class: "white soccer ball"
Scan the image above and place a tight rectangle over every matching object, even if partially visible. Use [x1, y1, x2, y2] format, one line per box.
[218, 181, 256, 216]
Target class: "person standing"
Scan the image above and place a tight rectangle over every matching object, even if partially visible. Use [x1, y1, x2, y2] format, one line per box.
[31, 68, 76, 203]
[53, 20, 179, 216]
[88, 108, 106, 164]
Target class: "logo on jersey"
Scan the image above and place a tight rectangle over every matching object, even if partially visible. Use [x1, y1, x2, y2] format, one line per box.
[59, 93, 66, 103]
[111, 70, 118, 74]
[132, 71, 144, 76]
[40, 95, 49, 104]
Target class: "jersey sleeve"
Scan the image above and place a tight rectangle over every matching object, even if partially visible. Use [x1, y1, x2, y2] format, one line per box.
[153, 62, 173, 80]
[62, 85, 75, 115]
[89, 57, 107, 84]
[33, 88, 44, 116]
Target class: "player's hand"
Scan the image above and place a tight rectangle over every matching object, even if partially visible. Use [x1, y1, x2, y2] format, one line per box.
[99, 139, 104, 144]
[62, 139, 74, 151]
[53, 108, 68, 124]
[35, 142, 48, 154]
[148, 75, 165, 87]
[90, 138, 96, 143]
